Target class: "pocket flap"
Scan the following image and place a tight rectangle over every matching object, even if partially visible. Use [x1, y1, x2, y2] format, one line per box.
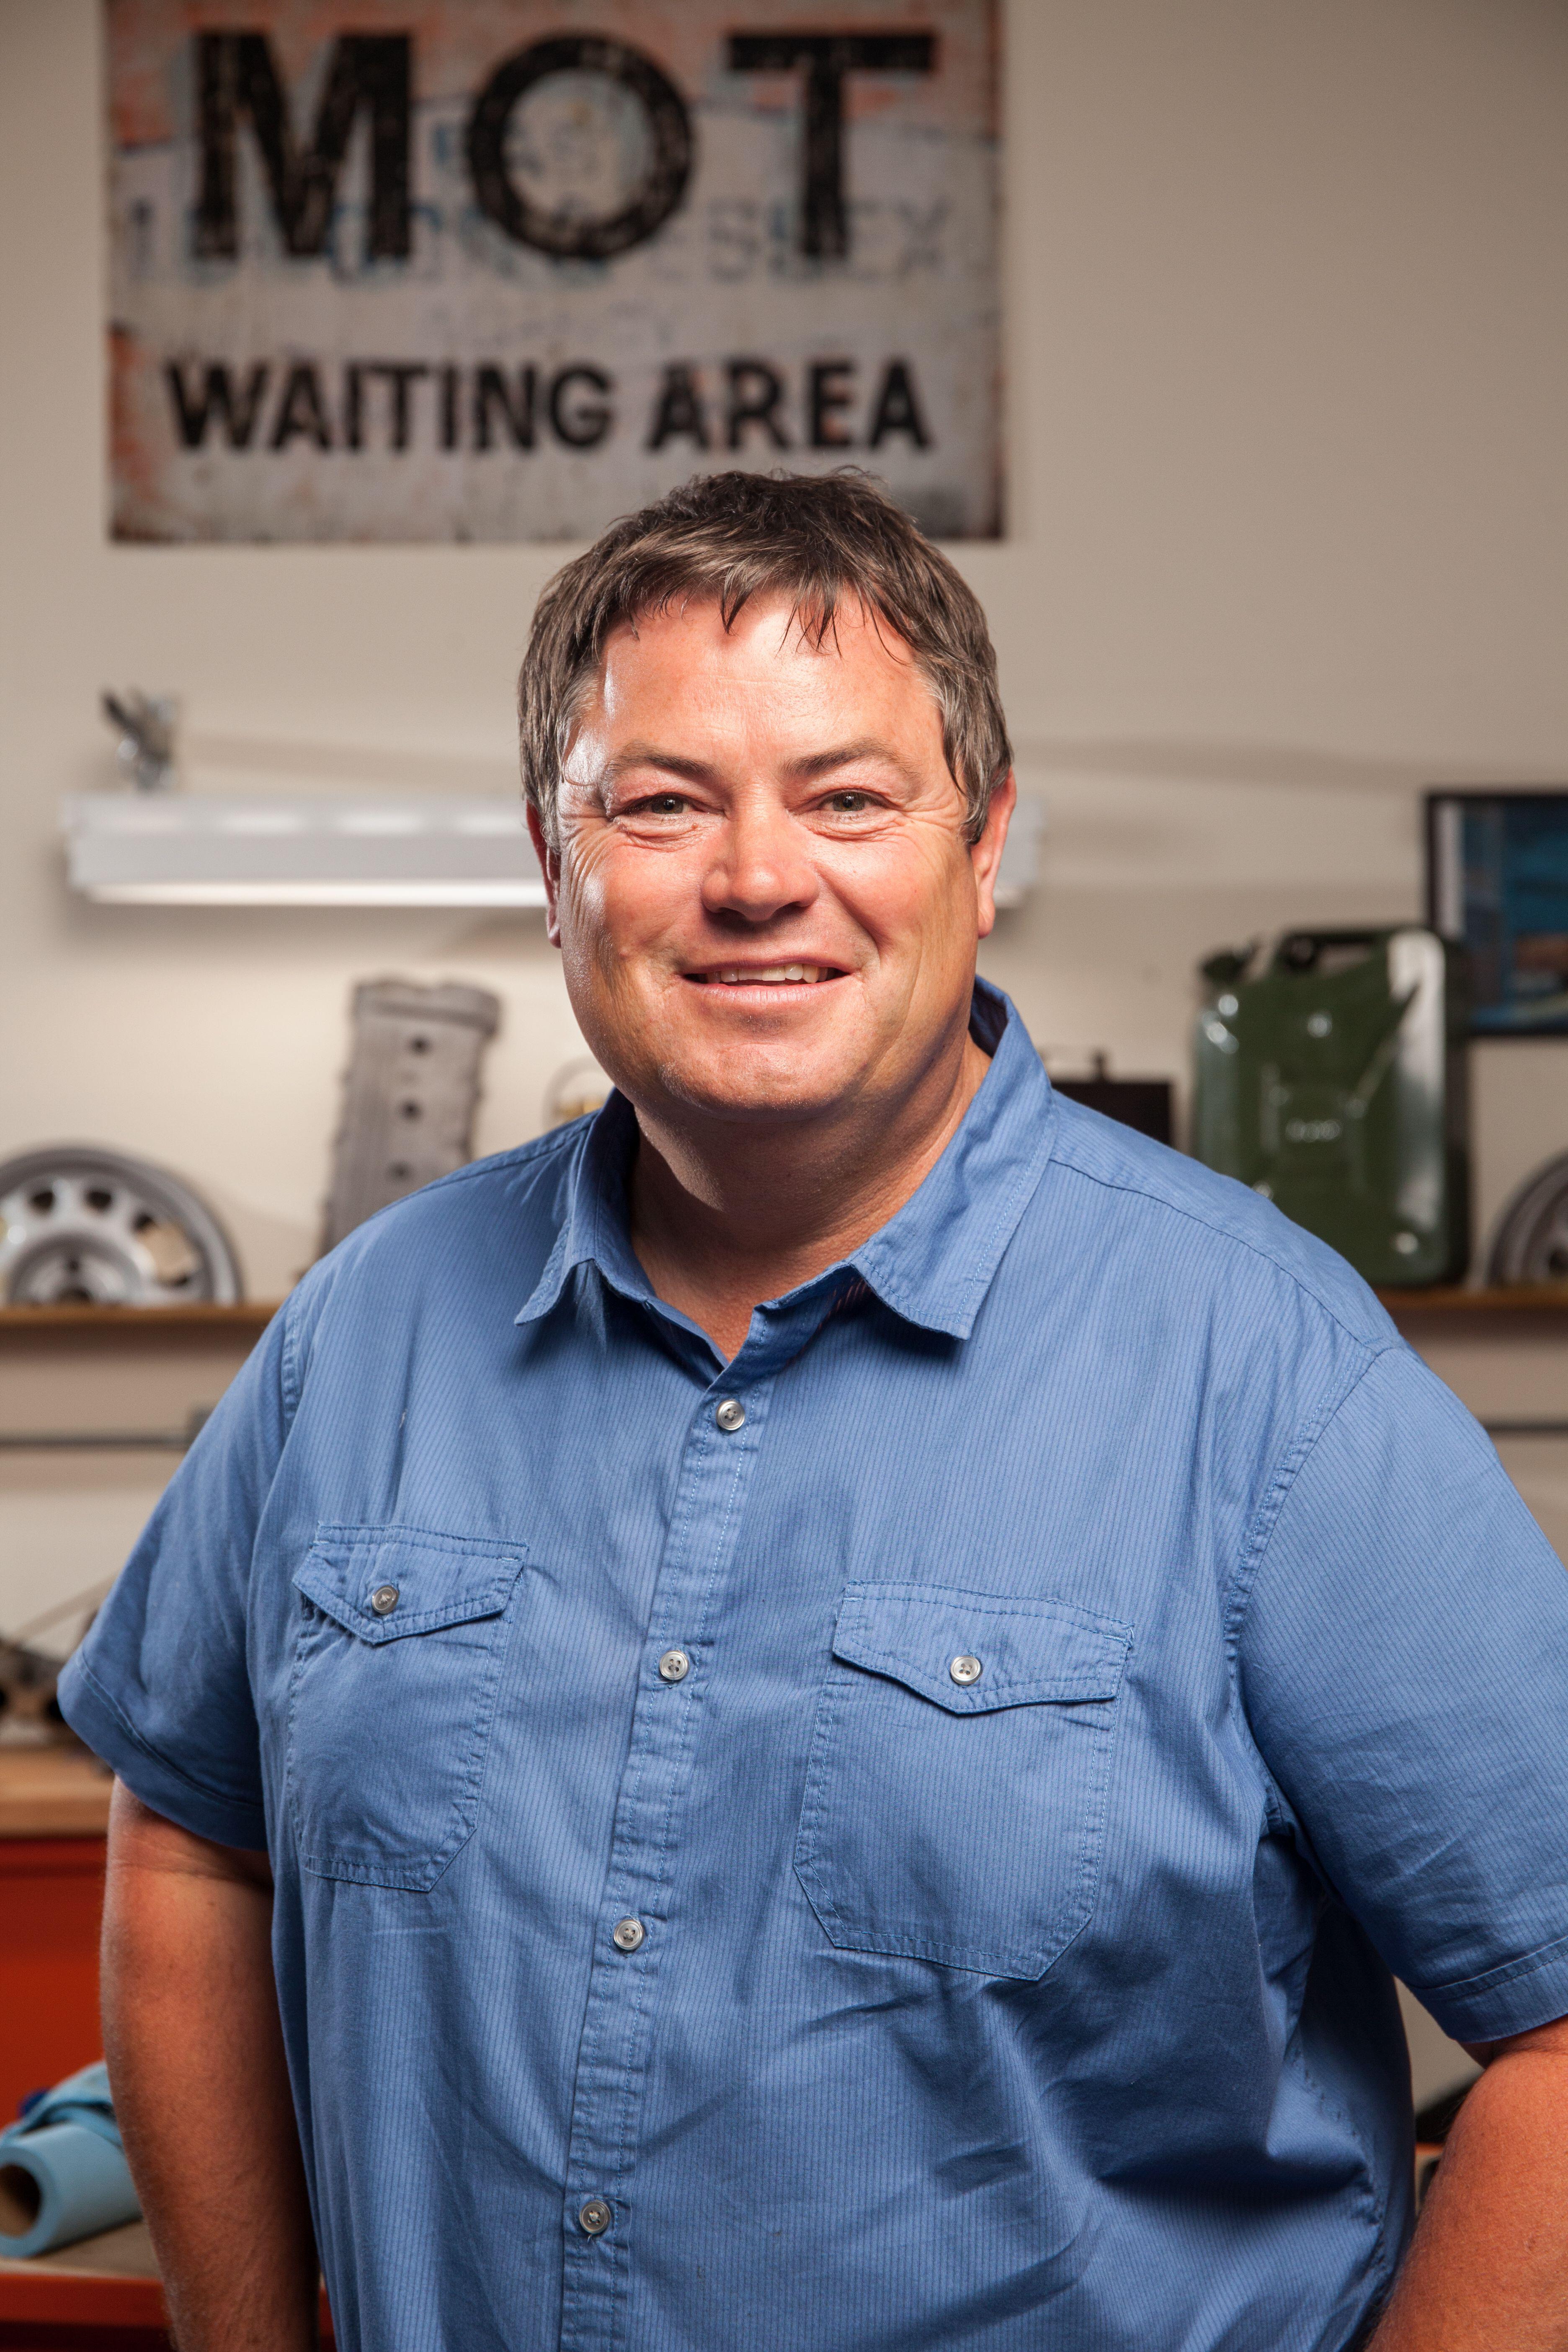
[832, 1582, 1131, 1712]
[293, 1523, 529, 1645]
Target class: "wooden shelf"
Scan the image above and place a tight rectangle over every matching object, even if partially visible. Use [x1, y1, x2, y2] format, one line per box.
[1377, 1285, 1568, 1314]
[0, 1292, 1561, 1331]
[0, 1303, 279, 1337]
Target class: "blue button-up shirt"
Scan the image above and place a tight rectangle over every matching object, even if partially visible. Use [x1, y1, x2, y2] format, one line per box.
[62, 983, 1568, 2352]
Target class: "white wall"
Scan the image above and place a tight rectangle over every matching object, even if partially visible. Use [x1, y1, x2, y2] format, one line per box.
[4, 0, 1568, 1292]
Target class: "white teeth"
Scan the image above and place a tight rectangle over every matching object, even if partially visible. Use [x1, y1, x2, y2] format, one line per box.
[712, 965, 826, 985]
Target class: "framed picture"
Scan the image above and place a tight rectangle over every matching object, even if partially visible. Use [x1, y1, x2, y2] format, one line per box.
[1426, 790, 1568, 1035]
[106, 0, 1001, 544]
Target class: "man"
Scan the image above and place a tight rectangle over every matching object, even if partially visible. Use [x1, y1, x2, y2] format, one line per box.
[63, 470, 1568, 2352]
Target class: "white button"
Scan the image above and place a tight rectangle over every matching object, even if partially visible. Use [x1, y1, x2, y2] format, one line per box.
[715, 1398, 745, 1432]
[369, 1584, 400, 1616]
[949, 1654, 983, 1685]
[612, 1917, 645, 1952]
[658, 1649, 690, 1684]
[578, 2198, 611, 2236]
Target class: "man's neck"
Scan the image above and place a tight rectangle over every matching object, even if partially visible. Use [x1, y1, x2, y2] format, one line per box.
[627, 1030, 993, 1361]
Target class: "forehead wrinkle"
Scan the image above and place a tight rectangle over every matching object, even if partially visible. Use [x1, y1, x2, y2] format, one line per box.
[564, 602, 954, 802]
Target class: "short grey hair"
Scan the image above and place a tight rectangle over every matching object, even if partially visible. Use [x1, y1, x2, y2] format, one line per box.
[518, 469, 1011, 850]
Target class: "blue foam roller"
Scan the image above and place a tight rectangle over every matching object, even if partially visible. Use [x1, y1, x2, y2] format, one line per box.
[0, 2063, 141, 2258]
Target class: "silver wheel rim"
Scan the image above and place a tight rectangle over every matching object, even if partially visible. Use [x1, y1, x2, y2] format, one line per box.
[1486, 1151, 1568, 1286]
[0, 1146, 242, 1305]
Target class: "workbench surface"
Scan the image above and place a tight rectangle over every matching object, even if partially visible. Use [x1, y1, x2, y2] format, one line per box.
[0, 2222, 335, 2344]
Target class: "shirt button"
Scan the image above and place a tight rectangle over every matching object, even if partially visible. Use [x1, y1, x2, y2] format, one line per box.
[949, 1653, 983, 1685]
[579, 2199, 611, 2237]
[714, 1398, 745, 1432]
[611, 1917, 645, 1953]
[369, 1585, 400, 1616]
[658, 1649, 690, 1684]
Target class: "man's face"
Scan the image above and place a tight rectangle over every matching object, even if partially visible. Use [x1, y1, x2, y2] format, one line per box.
[534, 592, 1014, 1129]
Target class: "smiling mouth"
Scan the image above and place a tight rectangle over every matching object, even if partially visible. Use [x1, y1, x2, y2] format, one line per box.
[684, 964, 846, 986]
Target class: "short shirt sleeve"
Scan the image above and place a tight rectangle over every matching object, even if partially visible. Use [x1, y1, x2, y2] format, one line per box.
[57, 1303, 292, 1850]
[1238, 1340, 1568, 2044]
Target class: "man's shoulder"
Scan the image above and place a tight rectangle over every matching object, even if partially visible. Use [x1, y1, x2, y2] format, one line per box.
[398, 1121, 587, 1215]
[1038, 1093, 1398, 1353]
[284, 1120, 589, 1335]
[356, 1119, 585, 1244]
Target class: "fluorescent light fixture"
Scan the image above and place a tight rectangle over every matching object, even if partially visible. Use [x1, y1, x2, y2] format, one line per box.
[61, 788, 1044, 910]
[61, 793, 546, 908]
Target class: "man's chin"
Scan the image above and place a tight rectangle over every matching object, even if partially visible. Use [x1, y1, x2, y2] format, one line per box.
[645, 1047, 864, 1128]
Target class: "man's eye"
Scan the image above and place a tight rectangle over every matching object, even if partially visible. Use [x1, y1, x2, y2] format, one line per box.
[826, 792, 873, 813]
[627, 793, 689, 817]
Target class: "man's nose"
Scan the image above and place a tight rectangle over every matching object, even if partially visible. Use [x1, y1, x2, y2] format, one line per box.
[701, 801, 820, 924]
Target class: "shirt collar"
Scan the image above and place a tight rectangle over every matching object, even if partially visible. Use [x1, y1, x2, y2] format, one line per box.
[515, 980, 1058, 1344]
[513, 1088, 650, 1329]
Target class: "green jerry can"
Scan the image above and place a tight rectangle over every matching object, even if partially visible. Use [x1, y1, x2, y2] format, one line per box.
[1192, 928, 1470, 1287]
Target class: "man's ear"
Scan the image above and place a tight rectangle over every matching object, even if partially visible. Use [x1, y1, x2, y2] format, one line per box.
[526, 802, 563, 949]
[970, 770, 1016, 940]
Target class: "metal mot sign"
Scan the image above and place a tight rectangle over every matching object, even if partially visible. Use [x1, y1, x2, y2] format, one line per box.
[108, 3, 1000, 542]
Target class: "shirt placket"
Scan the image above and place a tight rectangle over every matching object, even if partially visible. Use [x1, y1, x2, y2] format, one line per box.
[556, 1353, 772, 2352]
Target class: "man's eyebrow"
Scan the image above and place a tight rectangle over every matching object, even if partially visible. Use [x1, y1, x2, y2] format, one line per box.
[596, 744, 713, 786]
[785, 739, 916, 782]
[588, 738, 920, 788]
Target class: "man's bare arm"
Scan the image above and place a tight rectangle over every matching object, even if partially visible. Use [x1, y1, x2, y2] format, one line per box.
[101, 1780, 318, 2352]
[1373, 2012, 1568, 2350]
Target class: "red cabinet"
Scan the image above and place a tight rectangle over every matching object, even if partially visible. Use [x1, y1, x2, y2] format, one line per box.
[0, 1835, 108, 2131]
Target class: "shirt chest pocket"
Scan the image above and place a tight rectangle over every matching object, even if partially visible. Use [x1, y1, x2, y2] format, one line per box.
[286, 1523, 529, 1891]
[794, 1583, 1132, 1981]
